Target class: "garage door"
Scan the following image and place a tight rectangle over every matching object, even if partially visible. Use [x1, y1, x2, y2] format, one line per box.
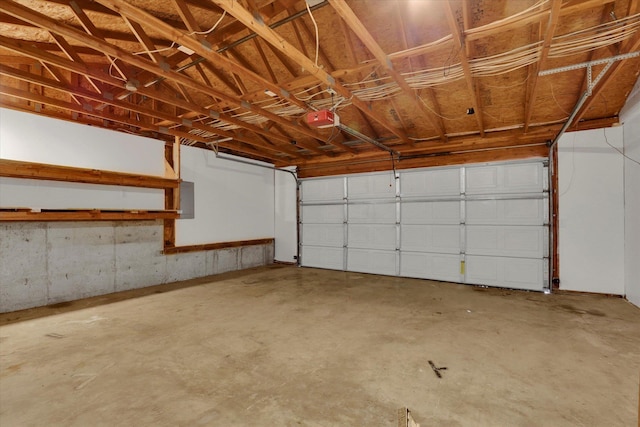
[300, 160, 550, 291]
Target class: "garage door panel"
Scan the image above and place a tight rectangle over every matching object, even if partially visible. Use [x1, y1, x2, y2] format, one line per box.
[400, 169, 460, 197]
[301, 178, 344, 201]
[466, 199, 544, 225]
[400, 252, 461, 282]
[347, 249, 396, 275]
[348, 174, 396, 199]
[348, 224, 396, 250]
[401, 201, 460, 224]
[465, 256, 544, 290]
[349, 203, 396, 224]
[301, 223, 344, 247]
[302, 205, 344, 224]
[300, 160, 548, 292]
[466, 163, 543, 194]
[401, 225, 460, 253]
[466, 226, 544, 258]
[301, 246, 344, 270]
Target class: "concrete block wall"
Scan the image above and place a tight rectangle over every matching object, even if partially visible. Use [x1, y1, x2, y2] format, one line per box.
[0, 221, 274, 313]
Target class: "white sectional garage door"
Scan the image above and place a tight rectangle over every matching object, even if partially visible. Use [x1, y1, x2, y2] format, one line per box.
[300, 160, 549, 291]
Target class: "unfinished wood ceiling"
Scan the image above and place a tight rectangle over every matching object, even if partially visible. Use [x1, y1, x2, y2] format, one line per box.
[1, 0, 639, 175]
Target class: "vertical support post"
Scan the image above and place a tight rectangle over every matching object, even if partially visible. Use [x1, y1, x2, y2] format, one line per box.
[164, 137, 181, 248]
[395, 168, 401, 277]
[343, 177, 349, 271]
[550, 144, 560, 289]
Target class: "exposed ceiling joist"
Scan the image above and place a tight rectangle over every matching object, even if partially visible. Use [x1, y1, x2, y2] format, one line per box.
[0, 0, 637, 175]
[328, 0, 447, 142]
[443, 1, 485, 137]
[211, 0, 410, 147]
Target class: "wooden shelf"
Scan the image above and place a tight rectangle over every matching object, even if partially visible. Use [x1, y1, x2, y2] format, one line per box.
[0, 159, 179, 189]
[0, 208, 179, 222]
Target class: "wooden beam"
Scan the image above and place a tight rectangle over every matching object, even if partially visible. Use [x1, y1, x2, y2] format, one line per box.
[0, 210, 179, 222]
[294, 115, 618, 172]
[252, 38, 278, 83]
[0, 159, 179, 189]
[163, 238, 274, 254]
[172, 0, 201, 33]
[49, 32, 102, 95]
[68, 0, 128, 81]
[524, 0, 562, 132]
[297, 145, 549, 178]
[0, 12, 177, 48]
[211, 0, 409, 145]
[93, 0, 314, 115]
[0, 35, 307, 156]
[328, 0, 445, 142]
[163, 137, 180, 247]
[444, 1, 485, 136]
[123, 16, 164, 64]
[0, 1, 330, 149]
[0, 84, 289, 162]
[398, 1, 446, 140]
[0, 65, 298, 159]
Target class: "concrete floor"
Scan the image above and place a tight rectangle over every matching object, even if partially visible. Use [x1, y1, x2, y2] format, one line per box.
[1, 265, 639, 426]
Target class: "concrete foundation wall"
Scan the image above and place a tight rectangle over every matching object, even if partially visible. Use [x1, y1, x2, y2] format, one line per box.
[0, 221, 274, 313]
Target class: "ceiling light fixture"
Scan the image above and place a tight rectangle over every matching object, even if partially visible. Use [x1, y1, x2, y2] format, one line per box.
[124, 80, 139, 92]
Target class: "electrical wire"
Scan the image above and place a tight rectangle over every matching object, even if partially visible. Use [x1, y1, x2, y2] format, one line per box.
[176, 8, 638, 144]
[133, 12, 227, 57]
[417, 95, 465, 121]
[482, 72, 531, 89]
[548, 80, 571, 116]
[603, 128, 640, 166]
[306, 1, 320, 68]
[191, 11, 227, 35]
[134, 42, 176, 56]
[107, 56, 127, 82]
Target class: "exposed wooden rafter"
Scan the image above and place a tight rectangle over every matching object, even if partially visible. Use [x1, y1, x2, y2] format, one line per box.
[328, 0, 446, 142]
[0, 0, 636, 176]
[444, 1, 485, 136]
[0, 0, 331, 154]
[523, 0, 562, 132]
[211, 0, 410, 146]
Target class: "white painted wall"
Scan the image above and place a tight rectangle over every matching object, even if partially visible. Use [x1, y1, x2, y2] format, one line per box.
[0, 108, 164, 175]
[0, 108, 165, 210]
[620, 76, 640, 307]
[176, 147, 275, 245]
[274, 168, 298, 263]
[558, 126, 625, 294]
[0, 178, 164, 210]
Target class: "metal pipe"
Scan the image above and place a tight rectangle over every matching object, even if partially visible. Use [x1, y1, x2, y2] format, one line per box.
[337, 123, 397, 154]
[218, 1, 329, 53]
[214, 152, 300, 264]
[214, 153, 299, 184]
[547, 144, 556, 294]
[549, 89, 590, 150]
